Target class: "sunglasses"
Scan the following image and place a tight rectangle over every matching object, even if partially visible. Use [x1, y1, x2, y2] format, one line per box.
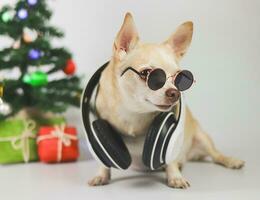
[121, 67, 194, 91]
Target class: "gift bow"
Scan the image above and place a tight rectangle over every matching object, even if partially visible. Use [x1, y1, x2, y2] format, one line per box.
[37, 124, 78, 162]
[0, 120, 36, 163]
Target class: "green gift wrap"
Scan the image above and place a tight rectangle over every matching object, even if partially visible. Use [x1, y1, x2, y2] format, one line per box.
[0, 119, 38, 164]
[0, 116, 66, 164]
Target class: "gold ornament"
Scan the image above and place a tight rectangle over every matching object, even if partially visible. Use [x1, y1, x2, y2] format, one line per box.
[0, 80, 11, 116]
[23, 27, 38, 43]
[12, 39, 21, 49]
[0, 82, 3, 97]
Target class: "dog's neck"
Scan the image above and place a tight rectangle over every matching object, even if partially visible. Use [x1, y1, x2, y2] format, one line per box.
[96, 61, 158, 137]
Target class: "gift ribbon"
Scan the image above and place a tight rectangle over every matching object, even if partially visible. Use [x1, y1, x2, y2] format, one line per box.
[37, 124, 78, 162]
[0, 120, 36, 163]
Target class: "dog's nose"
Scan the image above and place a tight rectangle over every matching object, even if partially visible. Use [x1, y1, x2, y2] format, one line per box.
[165, 88, 180, 102]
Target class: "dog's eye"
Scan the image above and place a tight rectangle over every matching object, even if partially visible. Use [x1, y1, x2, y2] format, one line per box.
[139, 69, 152, 80]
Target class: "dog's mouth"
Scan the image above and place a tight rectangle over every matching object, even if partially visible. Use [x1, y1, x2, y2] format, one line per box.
[154, 104, 172, 110]
[145, 99, 173, 111]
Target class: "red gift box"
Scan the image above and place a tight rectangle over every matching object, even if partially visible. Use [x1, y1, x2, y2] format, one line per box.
[37, 125, 79, 163]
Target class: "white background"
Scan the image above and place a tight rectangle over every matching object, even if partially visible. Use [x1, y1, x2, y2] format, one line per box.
[0, 0, 260, 199]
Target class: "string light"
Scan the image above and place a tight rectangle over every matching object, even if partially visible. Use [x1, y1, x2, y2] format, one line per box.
[28, 49, 41, 60]
[1, 11, 12, 22]
[27, 0, 38, 6]
[17, 8, 28, 20]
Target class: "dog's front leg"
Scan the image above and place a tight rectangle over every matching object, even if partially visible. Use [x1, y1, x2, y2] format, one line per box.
[166, 161, 190, 189]
[88, 166, 111, 186]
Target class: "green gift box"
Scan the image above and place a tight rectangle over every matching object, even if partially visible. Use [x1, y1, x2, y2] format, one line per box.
[0, 119, 38, 164]
[0, 116, 66, 164]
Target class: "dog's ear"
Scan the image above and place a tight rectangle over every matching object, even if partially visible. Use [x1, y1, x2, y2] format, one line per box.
[113, 12, 139, 60]
[164, 21, 193, 61]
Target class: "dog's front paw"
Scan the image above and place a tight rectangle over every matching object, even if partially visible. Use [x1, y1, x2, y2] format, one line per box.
[88, 176, 110, 186]
[224, 157, 245, 169]
[167, 177, 190, 189]
[215, 156, 245, 169]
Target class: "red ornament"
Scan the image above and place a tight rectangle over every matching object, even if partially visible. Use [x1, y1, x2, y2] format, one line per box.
[37, 125, 79, 163]
[63, 59, 76, 75]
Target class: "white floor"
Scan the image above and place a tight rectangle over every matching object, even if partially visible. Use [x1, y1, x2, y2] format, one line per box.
[0, 156, 259, 200]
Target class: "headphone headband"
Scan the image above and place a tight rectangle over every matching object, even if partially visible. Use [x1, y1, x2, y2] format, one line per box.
[81, 61, 110, 164]
[81, 61, 185, 170]
[82, 61, 109, 138]
[82, 62, 109, 101]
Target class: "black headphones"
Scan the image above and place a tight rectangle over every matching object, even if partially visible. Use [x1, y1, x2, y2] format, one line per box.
[81, 62, 185, 170]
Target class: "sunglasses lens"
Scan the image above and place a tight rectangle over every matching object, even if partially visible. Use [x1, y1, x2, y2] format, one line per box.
[175, 70, 194, 91]
[147, 69, 166, 90]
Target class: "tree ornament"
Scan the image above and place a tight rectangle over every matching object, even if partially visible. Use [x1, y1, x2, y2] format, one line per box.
[27, 0, 38, 6]
[63, 59, 76, 75]
[23, 71, 48, 87]
[17, 8, 28, 20]
[28, 49, 41, 60]
[0, 81, 3, 98]
[12, 39, 21, 49]
[0, 0, 82, 120]
[23, 27, 38, 43]
[1, 11, 13, 23]
[0, 81, 11, 116]
[0, 98, 12, 116]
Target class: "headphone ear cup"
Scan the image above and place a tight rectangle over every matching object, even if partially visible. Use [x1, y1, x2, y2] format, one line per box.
[91, 119, 131, 169]
[142, 112, 176, 170]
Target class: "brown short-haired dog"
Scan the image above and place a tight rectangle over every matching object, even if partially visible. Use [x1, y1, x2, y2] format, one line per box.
[88, 13, 244, 188]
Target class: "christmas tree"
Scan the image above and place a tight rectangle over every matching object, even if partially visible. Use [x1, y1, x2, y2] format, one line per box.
[0, 0, 82, 120]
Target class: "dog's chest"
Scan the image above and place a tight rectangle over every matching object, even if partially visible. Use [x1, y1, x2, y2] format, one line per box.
[121, 134, 149, 171]
[116, 111, 155, 137]
[118, 119, 151, 170]
[112, 113, 158, 170]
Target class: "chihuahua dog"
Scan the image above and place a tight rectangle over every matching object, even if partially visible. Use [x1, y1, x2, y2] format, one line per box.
[88, 13, 245, 188]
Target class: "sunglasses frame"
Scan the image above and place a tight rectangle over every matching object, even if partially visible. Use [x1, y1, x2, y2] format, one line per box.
[121, 67, 195, 91]
[170, 70, 196, 91]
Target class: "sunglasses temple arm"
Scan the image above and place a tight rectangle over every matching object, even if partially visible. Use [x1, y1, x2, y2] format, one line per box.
[121, 67, 140, 77]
